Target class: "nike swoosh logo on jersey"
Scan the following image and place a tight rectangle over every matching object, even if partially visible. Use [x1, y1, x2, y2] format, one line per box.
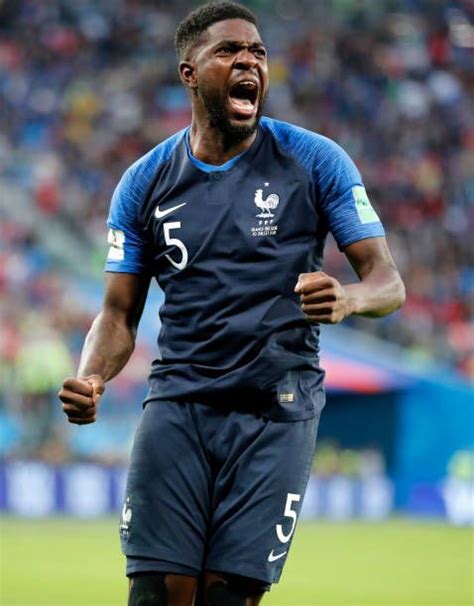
[155, 202, 187, 219]
[267, 549, 287, 563]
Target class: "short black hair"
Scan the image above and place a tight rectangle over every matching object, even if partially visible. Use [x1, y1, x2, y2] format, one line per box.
[175, 2, 258, 59]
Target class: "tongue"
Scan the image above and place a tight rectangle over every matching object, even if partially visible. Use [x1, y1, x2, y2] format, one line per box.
[229, 96, 255, 116]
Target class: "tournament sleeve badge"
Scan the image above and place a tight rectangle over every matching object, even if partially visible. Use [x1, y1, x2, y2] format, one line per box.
[352, 186, 380, 224]
[107, 228, 126, 261]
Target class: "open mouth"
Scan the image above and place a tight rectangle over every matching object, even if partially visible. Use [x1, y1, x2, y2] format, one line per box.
[228, 80, 259, 118]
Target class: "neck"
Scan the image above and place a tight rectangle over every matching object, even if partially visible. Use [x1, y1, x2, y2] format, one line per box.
[188, 111, 258, 166]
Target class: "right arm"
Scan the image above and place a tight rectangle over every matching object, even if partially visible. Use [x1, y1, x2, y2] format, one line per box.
[59, 272, 150, 425]
[61, 148, 157, 425]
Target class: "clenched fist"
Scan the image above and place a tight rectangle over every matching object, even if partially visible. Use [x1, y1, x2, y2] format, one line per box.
[58, 375, 105, 425]
[295, 271, 352, 324]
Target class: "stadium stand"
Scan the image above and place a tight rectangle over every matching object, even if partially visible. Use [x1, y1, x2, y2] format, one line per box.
[1, 0, 472, 459]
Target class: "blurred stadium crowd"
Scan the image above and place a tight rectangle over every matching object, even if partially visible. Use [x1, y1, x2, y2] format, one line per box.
[0, 0, 473, 459]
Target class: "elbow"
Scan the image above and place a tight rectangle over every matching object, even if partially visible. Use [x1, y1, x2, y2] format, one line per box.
[380, 274, 405, 317]
[382, 274, 405, 316]
[365, 273, 406, 318]
[393, 275, 406, 311]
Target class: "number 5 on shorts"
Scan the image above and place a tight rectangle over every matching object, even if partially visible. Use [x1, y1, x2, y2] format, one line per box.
[276, 493, 301, 544]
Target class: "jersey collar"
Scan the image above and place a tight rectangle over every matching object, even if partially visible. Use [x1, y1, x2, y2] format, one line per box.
[184, 126, 262, 173]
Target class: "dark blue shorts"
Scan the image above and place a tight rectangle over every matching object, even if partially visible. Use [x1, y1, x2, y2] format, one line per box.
[120, 399, 321, 585]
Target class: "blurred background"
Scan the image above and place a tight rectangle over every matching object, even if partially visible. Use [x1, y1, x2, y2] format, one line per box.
[0, 0, 473, 604]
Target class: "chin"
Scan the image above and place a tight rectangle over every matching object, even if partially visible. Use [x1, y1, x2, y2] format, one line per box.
[216, 105, 263, 142]
[228, 115, 259, 134]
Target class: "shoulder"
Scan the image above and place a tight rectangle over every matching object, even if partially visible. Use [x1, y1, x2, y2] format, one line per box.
[109, 129, 187, 224]
[119, 129, 187, 198]
[261, 116, 325, 149]
[260, 117, 360, 183]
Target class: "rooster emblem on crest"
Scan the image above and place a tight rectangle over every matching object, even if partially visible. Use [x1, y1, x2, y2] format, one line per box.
[254, 188, 280, 218]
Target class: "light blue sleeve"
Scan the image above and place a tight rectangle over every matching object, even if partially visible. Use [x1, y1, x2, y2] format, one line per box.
[105, 165, 149, 274]
[262, 118, 385, 250]
[104, 130, 186, 273]
[315, 137, 385, 250]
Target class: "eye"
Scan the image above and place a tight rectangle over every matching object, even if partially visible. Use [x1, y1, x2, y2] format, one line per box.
[253, 47, 267, 58]
[217, 46, 234, 54]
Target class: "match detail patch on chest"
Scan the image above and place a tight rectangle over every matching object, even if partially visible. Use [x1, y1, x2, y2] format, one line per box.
[352, 186, 380, 224]
[250, 183, 280, 237]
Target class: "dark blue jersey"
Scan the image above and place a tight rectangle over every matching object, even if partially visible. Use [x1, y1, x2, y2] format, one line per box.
[105, 117, 384, 419]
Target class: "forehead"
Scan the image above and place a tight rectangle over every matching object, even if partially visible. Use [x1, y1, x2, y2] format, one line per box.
[205, 18, 263, 46]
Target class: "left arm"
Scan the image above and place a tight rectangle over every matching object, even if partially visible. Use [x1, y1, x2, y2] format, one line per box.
[295, 236, 405, 324]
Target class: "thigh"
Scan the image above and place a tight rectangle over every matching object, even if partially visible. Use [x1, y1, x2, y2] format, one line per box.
[121, 401, 211, 575]
[128, 573, 197, 606]
[202, 572, 266, 606]
[206, 413, 319, 585]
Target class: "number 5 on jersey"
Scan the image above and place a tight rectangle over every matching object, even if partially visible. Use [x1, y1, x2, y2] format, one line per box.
[164, 222, 188, 270]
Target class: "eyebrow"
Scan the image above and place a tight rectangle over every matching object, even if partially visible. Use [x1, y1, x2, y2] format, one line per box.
[214, 40, 266, 49]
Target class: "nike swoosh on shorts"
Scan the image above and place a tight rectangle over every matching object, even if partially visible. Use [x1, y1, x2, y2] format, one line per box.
[267, 549, 287, 562]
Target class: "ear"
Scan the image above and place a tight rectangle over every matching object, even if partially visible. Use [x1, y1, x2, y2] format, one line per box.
[179, 61, 197, 89]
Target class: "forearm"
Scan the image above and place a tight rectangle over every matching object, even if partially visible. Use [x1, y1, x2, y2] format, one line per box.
[77, 311, 136, 381]
[343, 264, 406, 318]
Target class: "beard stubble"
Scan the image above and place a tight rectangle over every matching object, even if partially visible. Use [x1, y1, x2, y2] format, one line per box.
[198, 84, 266, 144]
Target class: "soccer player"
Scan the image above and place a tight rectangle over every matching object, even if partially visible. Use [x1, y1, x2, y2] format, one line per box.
[59, 3, 405, 605]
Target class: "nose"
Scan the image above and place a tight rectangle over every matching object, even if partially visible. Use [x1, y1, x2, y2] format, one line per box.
[234, 48, 258, 70]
